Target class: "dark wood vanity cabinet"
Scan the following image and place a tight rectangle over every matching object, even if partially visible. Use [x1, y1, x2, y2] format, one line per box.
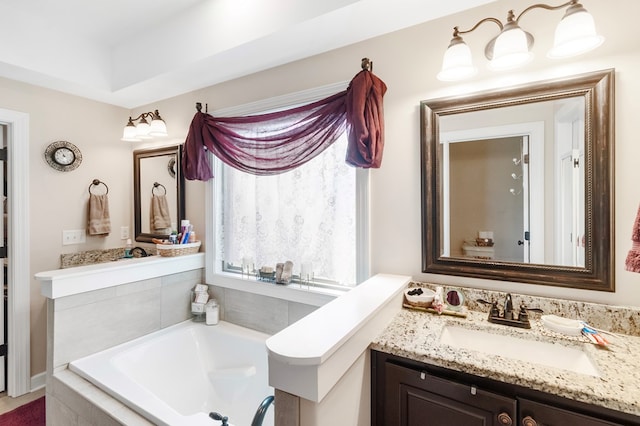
[518, 399, 620, 426]
[372, 350, 639, 426]
[384, 361, 516, 425]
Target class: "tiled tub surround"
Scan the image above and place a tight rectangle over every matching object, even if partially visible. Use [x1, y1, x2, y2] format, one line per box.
[207, 284, 321, 335]
[38, 254, 206, 425]
[372, 282, 640, 418]
[37, 253, 325, 425]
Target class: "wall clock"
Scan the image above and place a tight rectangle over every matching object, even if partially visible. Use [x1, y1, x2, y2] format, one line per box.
[44, 140, 82, 172]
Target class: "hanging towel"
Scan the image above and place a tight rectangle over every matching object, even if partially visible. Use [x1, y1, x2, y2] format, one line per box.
[150, 194, 172, 233]
[625, 203, 640, 272]
[87, 193, 111, 236]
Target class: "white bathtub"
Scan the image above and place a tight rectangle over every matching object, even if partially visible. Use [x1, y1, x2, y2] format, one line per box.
[69, 320, 274, 426]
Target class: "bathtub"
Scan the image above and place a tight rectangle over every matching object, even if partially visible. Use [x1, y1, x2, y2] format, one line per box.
[69, 320, 274, 426]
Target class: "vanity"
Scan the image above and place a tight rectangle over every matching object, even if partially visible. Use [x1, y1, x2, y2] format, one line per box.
[371, 293, 640, 426]
[386, 68, 628, 425]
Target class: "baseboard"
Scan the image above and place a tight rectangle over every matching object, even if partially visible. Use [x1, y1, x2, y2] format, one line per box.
[30, 372, 46, 392]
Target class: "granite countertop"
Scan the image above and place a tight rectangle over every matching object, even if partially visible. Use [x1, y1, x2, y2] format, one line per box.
[371, 307, 640, 417]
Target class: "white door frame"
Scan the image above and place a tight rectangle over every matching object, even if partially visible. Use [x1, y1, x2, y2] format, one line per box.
[0, 108, 30, 397]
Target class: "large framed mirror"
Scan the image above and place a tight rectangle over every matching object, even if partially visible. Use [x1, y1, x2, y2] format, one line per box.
[421, 69, 614, 291]
[134, 145, 185, 243]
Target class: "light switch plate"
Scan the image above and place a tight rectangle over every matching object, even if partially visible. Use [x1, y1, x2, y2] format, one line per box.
[120, 226, 130, 240]
[62, 229, 86, 245]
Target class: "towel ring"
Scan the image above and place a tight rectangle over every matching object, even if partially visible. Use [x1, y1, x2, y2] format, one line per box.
[88, 179, 108, 195]
[152, 182, 167, 196]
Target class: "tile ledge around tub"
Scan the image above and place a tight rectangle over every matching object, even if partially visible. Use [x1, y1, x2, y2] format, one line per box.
[210, 270, 349, 307]
[36, 253, 205, 299]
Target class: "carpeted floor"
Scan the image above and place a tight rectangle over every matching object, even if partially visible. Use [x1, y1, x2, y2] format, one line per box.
[0, 396, 45, 426]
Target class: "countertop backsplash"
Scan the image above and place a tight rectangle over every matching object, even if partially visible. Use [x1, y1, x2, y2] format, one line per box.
[409, 281, 640, 337]
[60, 246, 157, 268]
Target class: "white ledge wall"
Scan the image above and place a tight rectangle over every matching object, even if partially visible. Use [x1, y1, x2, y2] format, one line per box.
[36, 253, 205, 299]
[266, 273, 410, 403]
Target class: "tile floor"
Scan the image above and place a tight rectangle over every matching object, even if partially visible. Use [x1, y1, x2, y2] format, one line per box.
[0, 387, 45, 414]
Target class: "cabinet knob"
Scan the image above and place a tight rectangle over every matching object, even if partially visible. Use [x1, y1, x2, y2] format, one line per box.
[497, 412, 513, 425]
[522, 416, 537, 426]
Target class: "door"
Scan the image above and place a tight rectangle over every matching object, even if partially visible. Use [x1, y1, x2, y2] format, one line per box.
[384, 362, 516, 426]
[441, 121, 544, 264]
[0, 126, 6, 392]
[554, 98, 586, 267]
[519, 398, 622, 426]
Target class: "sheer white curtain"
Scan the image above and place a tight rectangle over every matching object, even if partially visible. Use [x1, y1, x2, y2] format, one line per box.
[217, 134, 356, 285]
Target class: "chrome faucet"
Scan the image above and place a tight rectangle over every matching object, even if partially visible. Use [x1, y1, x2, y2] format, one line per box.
[503, 293, 514, 320]
[251, 395, 275, 426]
[477, 293, 542, 329]
[131, 246, 149, 257]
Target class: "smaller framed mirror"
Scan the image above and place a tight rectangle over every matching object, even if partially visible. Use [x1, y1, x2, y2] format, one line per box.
[134, 145, 185, 243]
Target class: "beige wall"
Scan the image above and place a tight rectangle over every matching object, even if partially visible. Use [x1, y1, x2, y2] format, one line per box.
[6, 0, 640, 380]
[138, 0, 640, 305]
[0, 77, 137, 377]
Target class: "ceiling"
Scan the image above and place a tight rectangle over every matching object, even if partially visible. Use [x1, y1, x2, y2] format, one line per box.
[0, 0, 494, 108]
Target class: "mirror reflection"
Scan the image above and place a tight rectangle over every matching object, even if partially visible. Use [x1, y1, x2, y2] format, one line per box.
[421, 69, 614, 290]
[439, 96, 585, 267]
[134, 145, 185, 243]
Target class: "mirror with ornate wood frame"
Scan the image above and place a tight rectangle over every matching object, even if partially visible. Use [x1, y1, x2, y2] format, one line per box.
[134, 145, 185, 243]
[421, 69, 614, 291]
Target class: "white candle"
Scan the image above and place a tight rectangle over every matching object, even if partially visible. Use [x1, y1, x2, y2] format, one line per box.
[300, 262, 313, 280]
[241, 257, 254, 273]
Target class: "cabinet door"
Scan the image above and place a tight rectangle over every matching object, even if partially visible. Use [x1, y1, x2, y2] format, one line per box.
[519, 398, 623, 426]
[385, 362, 517, 426]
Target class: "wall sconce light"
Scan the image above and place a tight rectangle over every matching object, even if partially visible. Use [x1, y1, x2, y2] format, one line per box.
[437, 0, 604, 81]
[121, 110, 168, 142]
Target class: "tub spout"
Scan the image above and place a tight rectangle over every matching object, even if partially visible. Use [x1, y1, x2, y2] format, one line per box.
[251, 395, 274, 426]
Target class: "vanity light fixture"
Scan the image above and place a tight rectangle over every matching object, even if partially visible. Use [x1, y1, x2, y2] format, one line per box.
[437, 0, 604, 81]
[122, 110, 168, 142]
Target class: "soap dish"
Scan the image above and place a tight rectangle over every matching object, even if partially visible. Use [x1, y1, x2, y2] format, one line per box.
[404, 287, 435, 308]
[540, 314, 583, 336]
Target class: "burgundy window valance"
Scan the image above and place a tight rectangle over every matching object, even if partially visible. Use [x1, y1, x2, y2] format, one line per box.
[182, 66, 387, 181]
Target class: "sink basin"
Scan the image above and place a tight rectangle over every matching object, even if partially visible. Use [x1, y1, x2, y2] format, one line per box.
[440, 325, 599, 377]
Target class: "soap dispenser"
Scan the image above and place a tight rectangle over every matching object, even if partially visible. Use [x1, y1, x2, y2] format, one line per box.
[124, 239, 133, 258]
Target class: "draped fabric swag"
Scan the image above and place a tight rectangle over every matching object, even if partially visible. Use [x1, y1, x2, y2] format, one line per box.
[182, 69, 387, 181]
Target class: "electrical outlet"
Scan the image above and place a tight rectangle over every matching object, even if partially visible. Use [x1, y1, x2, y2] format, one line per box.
[62, 229, 86, 245]
[120, 226, 130, 240]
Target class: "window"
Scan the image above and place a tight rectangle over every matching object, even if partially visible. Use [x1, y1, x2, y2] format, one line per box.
[214, 132, 364, 287]
[206, 84, 370, 289]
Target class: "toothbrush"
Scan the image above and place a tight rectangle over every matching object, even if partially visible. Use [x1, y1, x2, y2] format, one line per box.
[581, 325, 609, 346]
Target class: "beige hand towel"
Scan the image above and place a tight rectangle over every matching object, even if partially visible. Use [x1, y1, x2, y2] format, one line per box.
[150, 194, 172, 233]
[88, 193, 111, 236]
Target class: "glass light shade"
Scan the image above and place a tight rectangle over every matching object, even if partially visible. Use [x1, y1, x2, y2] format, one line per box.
[135, 121, 152, 139]
[149, 118, 168, 137]
[437, 40, 477, 81]
[489, 26, 533, 70]
[122, 123, 141, 142]
[547, 9, 604, 58]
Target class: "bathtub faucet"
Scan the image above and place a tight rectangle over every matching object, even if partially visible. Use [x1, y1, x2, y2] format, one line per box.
[209, 412, 229, 425]
[251, 395, 275, 426]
